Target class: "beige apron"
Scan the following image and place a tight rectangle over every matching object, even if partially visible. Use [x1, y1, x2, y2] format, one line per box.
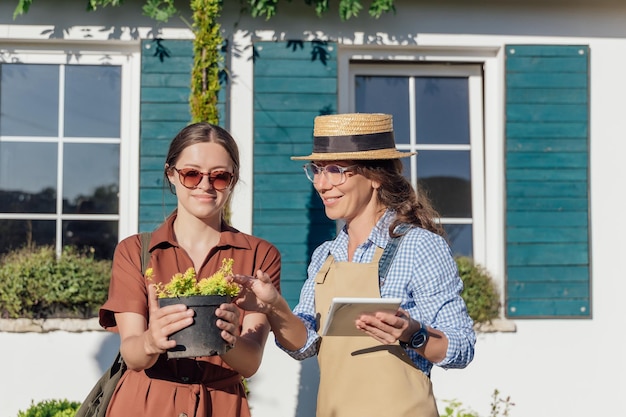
[314, 248, 439, 417]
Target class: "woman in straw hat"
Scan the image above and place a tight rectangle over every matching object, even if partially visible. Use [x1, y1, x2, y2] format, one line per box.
[231, 113, 475, 417]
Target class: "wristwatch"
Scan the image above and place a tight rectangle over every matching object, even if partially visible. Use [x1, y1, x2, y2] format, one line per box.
[399, 322, 429, 349]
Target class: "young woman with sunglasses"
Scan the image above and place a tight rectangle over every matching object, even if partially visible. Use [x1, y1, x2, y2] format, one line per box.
[231, 113, 475, 417]
[99, 122, 281, 417]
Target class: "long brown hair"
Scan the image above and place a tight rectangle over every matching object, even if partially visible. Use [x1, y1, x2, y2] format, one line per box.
[355, 159, 445, 238]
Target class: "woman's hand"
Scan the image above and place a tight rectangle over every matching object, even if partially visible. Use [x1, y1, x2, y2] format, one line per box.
[229, 270, 281, 313]
[215, 303, 241, 347]
[355, 308, 412, 345]
[144, 284, 194, 355]
[231, 270, 308, 352]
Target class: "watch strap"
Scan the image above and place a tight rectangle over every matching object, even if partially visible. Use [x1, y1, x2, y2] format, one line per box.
[400, 321, 428, 349]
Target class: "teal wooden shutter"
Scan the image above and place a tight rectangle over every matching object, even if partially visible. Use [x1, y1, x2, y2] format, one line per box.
[505, 45, 590, 318]
[253, 40, 338, 307]
[139, 39, 227, 232]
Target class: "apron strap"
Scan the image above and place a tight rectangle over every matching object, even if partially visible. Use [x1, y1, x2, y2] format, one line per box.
[315, 254, 335, 284]
[379, 223, 412, 286]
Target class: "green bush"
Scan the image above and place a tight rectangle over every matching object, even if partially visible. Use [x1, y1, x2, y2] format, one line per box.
[455, 257, 500, 324]
[17, 399, 80, 417]
[440, 389, 515, 417]
[440, 399, 480, 417]
[0, 245, 112, 319]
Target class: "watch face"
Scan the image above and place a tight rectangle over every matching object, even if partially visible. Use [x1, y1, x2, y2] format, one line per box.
[410, 328, 428, 348]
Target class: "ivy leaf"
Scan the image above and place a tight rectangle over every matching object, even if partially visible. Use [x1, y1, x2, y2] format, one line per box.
[12, 0, 33, 20]
[339, 0, 362, 20]
[309, 0, 329, 17]
[369, 0, 396, 18]
[248, 0, 279, 20]
[142, 0, 178, 22]
[87, 0, 125, 12]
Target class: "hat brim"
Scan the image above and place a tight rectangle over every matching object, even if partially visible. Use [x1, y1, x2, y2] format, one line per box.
[291, 149, 416, 161]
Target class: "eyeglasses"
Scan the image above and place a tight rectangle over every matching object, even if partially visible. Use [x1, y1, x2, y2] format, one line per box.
[172, 167, 234, 191]
[303, 163, 357, 186]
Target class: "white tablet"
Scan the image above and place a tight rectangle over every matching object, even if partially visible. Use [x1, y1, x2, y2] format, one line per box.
[321, 297, 402, 337]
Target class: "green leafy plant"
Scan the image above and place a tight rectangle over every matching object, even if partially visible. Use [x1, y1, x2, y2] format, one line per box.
[440, 389, 515, 417]
[489, 389, 514, 417]
[0, 245, 111, 319]
[440, 399, 480, 417]
[146, 258, 240, 298]
[14, 0, 397, 22]
[455, 256, 500, 324]
[17, 398, 81, 417]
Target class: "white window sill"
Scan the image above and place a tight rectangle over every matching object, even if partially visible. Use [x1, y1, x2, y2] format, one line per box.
[0, 318, 102, 333]
[474, 318, 517, 333]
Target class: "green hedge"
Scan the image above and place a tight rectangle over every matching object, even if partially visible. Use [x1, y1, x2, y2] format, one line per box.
[0, 245, 111, 319]
[456, 256, 501, 323]
[17, 399, 81, 417]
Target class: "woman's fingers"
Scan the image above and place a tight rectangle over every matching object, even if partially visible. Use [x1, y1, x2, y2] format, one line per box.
[149, 284, 190, 318]
[148, 284, 160, 315]
[215, 303, 241, 345]
[255, 269, 273, 283]
[229, 272, 279, 313]
[145, 285, 195, 352]
[355, 311, 407, 344]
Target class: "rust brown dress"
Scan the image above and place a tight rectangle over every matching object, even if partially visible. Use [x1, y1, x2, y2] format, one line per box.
[99, 211, 281, 417]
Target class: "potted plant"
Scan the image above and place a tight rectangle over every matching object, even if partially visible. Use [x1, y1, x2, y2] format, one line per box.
[145, 258, 240, 358]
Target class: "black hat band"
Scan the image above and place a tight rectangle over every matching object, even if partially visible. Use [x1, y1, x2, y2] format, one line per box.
[312, 131, 395, 153]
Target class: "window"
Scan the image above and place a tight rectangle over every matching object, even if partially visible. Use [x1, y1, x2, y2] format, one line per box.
[349, 63, 485, 257]
[0, 48, 138, 260]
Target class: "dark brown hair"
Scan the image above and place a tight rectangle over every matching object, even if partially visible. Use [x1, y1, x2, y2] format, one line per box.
[355, 159, 445, 238]
[163, 122, 240, 193]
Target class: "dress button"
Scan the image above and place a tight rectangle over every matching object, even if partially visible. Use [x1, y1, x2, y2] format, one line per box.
[181, 376, 189, 382]
[179, 413, 188, 417]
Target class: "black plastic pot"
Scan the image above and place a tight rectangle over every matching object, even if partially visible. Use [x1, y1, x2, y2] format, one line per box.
[158, 294, 231, 359]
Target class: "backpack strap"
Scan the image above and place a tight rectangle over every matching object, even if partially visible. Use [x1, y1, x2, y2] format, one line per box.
[139, 232, 152, 275]
[378, 223, 412, 287]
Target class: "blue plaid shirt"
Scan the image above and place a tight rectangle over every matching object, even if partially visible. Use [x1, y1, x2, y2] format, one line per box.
[277, 210, 476, 376]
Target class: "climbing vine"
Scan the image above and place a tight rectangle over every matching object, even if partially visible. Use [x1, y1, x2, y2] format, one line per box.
[189, 0, 222, 124]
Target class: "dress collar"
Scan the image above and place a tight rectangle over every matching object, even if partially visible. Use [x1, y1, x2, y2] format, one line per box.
[148, 210, 251, 251]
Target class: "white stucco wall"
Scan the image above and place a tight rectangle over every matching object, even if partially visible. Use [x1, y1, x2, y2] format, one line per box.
[2, 0, 626, 416]
[0, 327, 307, 417]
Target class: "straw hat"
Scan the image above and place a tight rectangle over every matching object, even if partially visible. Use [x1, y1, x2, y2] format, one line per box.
[290, 113, 416, 161]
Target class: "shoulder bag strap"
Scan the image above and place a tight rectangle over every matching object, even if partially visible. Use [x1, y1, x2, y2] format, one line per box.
[139, 231, 152, 275]
[115, 232, 151, 369]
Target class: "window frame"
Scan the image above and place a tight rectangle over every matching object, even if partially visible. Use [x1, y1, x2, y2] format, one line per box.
[349, 62, 485, 259]
[337, 45, 505, 282]
[0, 44, 141, 256]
